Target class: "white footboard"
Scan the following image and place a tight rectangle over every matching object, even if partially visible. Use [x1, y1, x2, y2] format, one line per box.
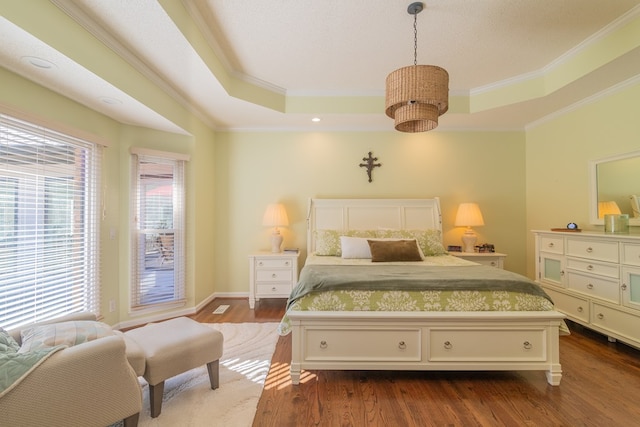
[289, 310, 564, 386]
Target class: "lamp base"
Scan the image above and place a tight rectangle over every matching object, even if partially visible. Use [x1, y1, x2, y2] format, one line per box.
[461, 228, 477, 253]
[270, 232, 283, 253]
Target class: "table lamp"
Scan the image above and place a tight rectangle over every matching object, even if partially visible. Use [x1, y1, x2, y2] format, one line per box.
[597, 201, 621, 218]
[262, 203, 289, 253]
[454, 202, 485, 253]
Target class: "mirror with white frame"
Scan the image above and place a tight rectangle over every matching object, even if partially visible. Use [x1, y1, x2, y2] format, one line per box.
[589, 150, 640, 226]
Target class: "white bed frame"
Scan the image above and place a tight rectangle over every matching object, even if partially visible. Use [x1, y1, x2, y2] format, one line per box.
[288, 198, 564, 385]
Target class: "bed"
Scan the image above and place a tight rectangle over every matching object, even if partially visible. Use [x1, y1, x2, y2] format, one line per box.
[282, 198, 565, 386]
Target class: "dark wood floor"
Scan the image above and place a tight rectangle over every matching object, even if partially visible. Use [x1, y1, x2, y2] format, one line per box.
[194, 298, 640, 427]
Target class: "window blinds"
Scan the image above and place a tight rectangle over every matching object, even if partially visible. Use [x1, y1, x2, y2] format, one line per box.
[130, 151, 186, 310]
[0, 114, 101, 330]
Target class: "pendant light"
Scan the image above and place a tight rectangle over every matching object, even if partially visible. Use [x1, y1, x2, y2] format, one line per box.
[385, 2, 449, 132]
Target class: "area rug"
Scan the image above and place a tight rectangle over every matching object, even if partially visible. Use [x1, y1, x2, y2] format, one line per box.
[136, 322, 279, 426]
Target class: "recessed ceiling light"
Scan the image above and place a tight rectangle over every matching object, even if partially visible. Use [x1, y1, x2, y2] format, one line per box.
[99, 96, 123, 105]
[21, 56, 57, 69]
[311, 117, 321, 122]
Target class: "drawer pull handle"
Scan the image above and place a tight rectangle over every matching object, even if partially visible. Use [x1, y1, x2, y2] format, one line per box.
[577, 306, 583, 312]
[586, 247, 593, 253]
[560, 270, 565, 276]
[523, 341, 532, 350]
[622, 283, 628, 291]
[597, 313, 604, 320]
[320, 340, 328, 349]
[548, 243, 554, 248]
[444, 341, 452, 349]
[271, 286, 277, 292]
[587, 265, 594, 271]
[398, 341, 406, 350]
[271, 273, 277, 278]
[587, 283, 594, 290]
[285, 261, 290, 266]
[258, 261, 264, 266]
[490, 261, 496, 266]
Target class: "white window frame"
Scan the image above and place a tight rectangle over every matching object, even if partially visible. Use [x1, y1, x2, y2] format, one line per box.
[130, 148, 189, 312]
[0, 112, 102, 330]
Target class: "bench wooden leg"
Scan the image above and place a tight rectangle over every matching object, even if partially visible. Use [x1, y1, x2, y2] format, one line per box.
[149, 381, 165, 418]
[206, 360, 219, 390]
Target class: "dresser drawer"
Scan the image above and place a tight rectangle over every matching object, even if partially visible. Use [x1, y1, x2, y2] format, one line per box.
[592, 303, 640, 344]
[567, 272, 619, 303]
[256, 269, 293, 282]
[428, 328, 547, 362]
[566, 238, 618, 263]
[255, 258, 294, 269]
[304, 328, 421, 362]
[566, 258, 619, 279]
[543, 286, 589, 323]
[622, 243, 640, 266]
[540, 236, 564, 254]
[256, 283, 292, 296]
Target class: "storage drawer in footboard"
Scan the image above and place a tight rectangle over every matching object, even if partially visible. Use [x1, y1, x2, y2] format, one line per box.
[303, 328, 422, 362]
[428, 328, 548, 362]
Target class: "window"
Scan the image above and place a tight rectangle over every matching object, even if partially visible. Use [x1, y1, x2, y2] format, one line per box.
[0, 114, 101, 330]
[130, 149, 187, 311]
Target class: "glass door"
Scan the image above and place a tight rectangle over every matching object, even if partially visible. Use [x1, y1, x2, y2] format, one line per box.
[622, 267, 640, 311]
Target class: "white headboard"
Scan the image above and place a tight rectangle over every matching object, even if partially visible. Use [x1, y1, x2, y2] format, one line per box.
[307, 198, 442, 253]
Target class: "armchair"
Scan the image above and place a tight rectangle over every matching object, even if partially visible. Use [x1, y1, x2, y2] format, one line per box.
[1, 313, 142, 427]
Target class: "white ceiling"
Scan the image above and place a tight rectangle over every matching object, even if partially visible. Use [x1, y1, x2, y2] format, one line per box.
[1, 0, 639, 134]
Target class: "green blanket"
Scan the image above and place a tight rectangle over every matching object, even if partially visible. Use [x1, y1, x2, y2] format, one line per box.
[288, 264, 552, 309]
[0, 346, 64, 398]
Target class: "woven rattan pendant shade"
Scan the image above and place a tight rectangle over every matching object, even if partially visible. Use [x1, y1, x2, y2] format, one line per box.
[385, 3, 449, 133]
[385, 65, 449, 132]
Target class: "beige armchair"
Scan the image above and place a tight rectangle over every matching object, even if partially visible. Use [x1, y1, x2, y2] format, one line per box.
[1, 313, 142, 427]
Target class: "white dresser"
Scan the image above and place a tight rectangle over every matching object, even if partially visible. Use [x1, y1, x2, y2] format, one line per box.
[248, 252, 299, 309]
[533, 230, 640, 349]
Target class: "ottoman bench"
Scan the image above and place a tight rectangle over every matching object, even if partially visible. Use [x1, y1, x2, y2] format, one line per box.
[125, 317, 224, 418]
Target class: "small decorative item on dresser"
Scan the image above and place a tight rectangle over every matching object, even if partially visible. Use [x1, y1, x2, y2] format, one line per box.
[551, 222, 582, 232]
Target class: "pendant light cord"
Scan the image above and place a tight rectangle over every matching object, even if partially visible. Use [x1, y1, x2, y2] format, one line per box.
[413, 11, 418, 65]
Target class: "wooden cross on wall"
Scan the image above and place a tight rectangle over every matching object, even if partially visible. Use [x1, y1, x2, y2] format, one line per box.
[359, 151, 381, 183]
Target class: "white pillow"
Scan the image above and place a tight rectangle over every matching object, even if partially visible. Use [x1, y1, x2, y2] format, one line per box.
[340, 236, 372, 259]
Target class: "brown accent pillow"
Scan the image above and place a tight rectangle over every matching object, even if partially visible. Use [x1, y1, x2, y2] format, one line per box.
[367, 239, 423, 262]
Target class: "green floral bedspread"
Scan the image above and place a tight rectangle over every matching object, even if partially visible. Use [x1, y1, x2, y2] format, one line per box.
[277, 289, 556, 335]
[277, 255, 565, 336]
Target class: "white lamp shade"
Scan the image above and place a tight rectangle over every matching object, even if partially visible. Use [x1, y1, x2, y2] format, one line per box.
[454, 203, 485, 227]
[262, 203, 289, 227]
[598, 201, 621, 218]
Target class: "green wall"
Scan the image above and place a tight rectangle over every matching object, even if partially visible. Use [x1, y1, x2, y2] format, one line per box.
[525, 81, 640, 277]
[4, 64, 639, 326]
[214, 130, 528, 294]
[0, 68, 217, 326]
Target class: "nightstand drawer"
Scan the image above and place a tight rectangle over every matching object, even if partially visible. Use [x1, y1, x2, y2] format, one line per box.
[567, 238, 619, 263]
[567, 272, 619, 303]
[256, 269, 293, 282]
[256, 283, 292, 295]
[255, 258, 294, 269]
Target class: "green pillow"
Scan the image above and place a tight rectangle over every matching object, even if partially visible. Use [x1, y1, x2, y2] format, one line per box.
[19, 321, 113, 352]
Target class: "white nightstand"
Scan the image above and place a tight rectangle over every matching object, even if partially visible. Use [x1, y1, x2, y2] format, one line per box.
[449, 252, 507, 269]
[248, 251, 299, 309]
